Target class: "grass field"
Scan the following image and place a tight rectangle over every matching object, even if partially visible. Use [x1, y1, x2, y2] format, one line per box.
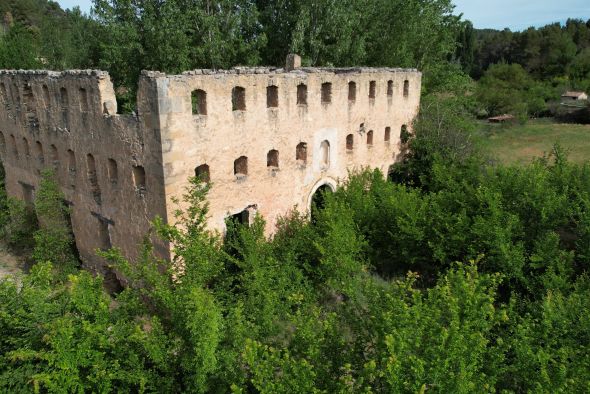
[478, 118, 590, 165]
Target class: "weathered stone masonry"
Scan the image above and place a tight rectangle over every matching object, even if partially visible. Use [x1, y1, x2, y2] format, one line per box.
[0, 62, 421, 276]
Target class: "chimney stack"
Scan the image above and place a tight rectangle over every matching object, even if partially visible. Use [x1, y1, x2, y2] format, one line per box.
[285, 54, 301, 71]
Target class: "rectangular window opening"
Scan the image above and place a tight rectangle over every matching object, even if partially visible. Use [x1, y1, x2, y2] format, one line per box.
[266, 85, 279, 108]
[369, 81, 376, 99]
[321, 82, 332, 104]
[232, 86, 246, 111]
[297, 84, 307, 105]
[191, 89, 207, 115]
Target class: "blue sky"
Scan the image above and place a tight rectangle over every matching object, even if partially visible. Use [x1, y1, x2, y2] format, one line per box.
[453, 0, 590, 31]
[58, 0, 590, 31]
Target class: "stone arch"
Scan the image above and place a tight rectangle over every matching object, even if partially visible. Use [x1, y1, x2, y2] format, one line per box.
[307, 178, 337, 212]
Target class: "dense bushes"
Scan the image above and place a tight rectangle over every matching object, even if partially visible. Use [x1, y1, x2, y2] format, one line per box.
[1, 141, 590, 391]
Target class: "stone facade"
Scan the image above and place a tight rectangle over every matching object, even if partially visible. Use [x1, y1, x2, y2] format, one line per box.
[0, 62, 421, 278]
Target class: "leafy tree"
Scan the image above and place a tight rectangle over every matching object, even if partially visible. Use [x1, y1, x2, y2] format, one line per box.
[476, 63, 555, 118]
[0, 22, 41, 69]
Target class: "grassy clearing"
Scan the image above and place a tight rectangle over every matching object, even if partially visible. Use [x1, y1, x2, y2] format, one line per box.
[477, 118, 590, 165]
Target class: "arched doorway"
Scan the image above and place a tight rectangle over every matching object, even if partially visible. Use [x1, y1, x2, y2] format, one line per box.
[309, 181, 335, 222]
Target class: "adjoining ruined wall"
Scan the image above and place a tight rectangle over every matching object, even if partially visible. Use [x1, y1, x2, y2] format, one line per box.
[158, 67, 421, 234]
[0, 70, 168, 280]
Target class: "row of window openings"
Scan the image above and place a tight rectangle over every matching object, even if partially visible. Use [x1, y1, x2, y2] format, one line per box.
[0, 133, 145, 199]
[195, 126, 405, 181]
[191, 80, 411, 115]
[0, 82, 90, 113]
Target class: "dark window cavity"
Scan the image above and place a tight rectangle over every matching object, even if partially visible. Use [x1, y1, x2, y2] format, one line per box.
[86, 153, 102, 204]
[321, 82, 332, 104]
[367, 130, 374, 146]
[297, 84, 307, 105]
[348, 81, 356, 102]
[346, 134, 354, 151]
[267, 149, 279, 168]
[234, 156, 248, 177]
[232, 86, 246, 111]
[192, 89, 207, 115]
[195, 164, 210, 183]
[108, 158, 118, 184]
[132, 165, 146, 192]
[266, 85, 278, 108]
[296, 142, 307, 164]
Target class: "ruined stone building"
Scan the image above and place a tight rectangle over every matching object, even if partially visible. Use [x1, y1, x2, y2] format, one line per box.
[0, 57, 421, 277]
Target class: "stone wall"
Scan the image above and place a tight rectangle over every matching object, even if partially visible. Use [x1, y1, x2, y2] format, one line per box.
[157, 66, 421, 234]
[0, 64, 421, 275]
[0, 70, 168, 282]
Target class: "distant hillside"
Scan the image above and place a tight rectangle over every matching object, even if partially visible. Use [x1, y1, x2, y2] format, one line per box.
[0, 0, 65, 29]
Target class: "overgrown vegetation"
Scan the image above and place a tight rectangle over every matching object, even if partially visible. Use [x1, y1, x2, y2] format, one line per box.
[1, 0, 590, 391]
[2, 100, 590, 391]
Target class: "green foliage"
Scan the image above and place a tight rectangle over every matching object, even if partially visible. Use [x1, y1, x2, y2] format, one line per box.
[32, 170, 79, 276]
[470, 19, 590, 81]
[476, 63, 555, 118]
[0, 22, 41, 69]
[1, 2, 590, 393]
[1, 198, 37, 252]
[3, 146, 590, 391]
